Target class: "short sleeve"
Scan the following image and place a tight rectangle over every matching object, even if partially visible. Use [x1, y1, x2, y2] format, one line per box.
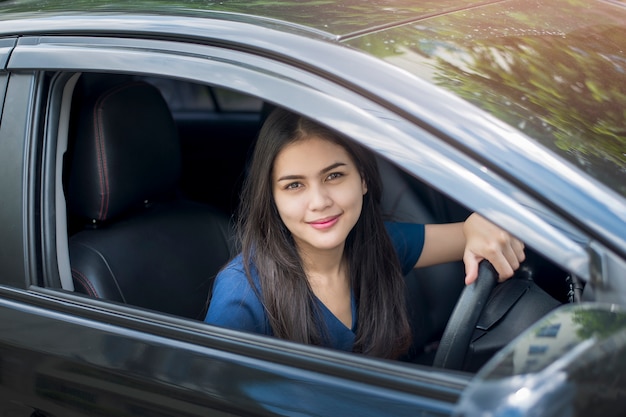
[204, 255, 271, 335]
[384, 222, 425, 275]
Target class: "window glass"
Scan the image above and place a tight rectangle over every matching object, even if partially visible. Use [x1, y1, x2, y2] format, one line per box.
[536, 323, 561, 338]
[528, 345, 549, 355]
[145, 78, 215, 112]
[214, 88, 263, 112]
[140, 76, 263, 112]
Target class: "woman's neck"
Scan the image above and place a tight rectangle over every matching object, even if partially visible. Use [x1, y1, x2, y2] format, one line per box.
[298, 244, 347, 286]
[299, 246, 352, 329]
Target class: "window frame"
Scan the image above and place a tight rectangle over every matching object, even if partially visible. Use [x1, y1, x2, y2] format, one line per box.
[9, 34, 589, 290]
[0, 70, 41, 289]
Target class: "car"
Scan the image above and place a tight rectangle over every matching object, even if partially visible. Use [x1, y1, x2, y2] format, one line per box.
[0, 0, 625, 416]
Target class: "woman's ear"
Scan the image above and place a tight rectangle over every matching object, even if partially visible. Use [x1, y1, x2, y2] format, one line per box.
[361, 177, 368, 195]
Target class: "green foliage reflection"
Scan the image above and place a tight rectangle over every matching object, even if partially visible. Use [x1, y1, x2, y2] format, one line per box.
[349, 3, 626, 197]
[573, 308, 626, 340]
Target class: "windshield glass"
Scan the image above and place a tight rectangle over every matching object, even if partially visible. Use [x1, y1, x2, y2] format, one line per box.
[346, 0, 626, 199]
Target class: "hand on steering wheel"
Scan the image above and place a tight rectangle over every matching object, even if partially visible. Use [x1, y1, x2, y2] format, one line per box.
[462, 213, 525, 285]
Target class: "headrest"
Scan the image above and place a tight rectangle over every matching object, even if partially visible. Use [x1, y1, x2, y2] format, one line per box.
[68, 81, 181, 222]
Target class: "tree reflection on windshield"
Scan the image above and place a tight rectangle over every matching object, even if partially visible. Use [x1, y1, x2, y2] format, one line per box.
[348, 1, 626, 198]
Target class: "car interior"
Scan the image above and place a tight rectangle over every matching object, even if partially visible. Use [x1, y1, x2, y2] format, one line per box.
[57, 72, 573, 370]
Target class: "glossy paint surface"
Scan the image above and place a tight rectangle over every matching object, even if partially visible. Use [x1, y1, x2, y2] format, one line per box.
[0, 287, 464, 416]
[0, 0, 504, 37]
[458, 303, 626, 416]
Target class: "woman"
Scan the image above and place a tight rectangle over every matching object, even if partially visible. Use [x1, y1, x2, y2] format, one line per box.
[205, 108, 525, 359]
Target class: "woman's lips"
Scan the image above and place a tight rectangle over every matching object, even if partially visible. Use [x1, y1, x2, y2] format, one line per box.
[308, 215, 340, 230]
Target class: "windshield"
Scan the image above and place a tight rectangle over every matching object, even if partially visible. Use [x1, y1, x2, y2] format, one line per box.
[346, 0, 626, 199]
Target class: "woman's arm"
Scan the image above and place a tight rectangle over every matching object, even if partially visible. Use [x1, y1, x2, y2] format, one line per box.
[415, 213, 525, 285]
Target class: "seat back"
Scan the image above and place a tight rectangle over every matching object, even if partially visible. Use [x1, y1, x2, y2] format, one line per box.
[378, 157, 466, 361]
[67, 79, 233, 319]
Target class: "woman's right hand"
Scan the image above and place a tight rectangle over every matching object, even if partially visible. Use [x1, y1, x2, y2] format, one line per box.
[462, 213, 525, 285]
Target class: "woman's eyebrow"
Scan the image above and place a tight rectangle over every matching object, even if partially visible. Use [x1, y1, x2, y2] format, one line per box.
[276, 174, 304, 181]
[320, 162, 347, 175]
[277, 162, 347, 182]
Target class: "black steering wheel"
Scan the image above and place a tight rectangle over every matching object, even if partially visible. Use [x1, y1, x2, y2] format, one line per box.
[432, 261, 498, 370]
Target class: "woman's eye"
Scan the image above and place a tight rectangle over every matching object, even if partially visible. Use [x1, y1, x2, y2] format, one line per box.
[285, 182, 302, 190]
[326, 172, 343, 181]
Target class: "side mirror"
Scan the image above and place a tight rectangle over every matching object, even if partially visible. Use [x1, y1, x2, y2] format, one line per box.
[455, 303, 626, 417]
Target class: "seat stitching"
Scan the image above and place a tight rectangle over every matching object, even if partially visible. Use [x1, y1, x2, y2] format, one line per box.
[72, 240, 128, 304]
[71, 268, 99, 297]
[92, 82, 150, 221]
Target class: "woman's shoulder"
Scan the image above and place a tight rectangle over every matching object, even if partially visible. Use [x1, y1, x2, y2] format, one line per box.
[206, 253, 269, 333]
[214, 253, 259, 290]
[219, 253, 246, 275]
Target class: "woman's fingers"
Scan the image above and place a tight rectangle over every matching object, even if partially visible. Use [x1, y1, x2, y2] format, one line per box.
[462, 213, 526, 285]
[464, 254, 480, 285]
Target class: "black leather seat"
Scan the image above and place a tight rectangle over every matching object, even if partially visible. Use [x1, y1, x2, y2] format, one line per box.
[378, 157, 466, 362]
[67, 80, 233, 320]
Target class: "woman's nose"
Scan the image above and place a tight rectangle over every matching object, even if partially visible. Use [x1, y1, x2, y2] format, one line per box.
[308, 185, 332, 210]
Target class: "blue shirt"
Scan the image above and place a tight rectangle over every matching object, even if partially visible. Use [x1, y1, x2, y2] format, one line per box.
[205, 222, 425, 351]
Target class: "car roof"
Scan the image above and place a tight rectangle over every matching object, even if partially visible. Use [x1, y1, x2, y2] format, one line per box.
[0, 0, 512, 39]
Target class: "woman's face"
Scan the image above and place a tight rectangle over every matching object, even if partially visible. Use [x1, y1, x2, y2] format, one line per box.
[272, 136, 367, 257]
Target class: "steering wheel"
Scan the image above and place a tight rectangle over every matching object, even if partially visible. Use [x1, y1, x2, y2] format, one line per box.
[432, 261, 498, 370]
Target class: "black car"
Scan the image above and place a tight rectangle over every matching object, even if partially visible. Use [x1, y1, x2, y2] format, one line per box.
[1, 0, 625, 416]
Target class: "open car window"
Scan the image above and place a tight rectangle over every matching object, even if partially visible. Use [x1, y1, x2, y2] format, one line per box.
[33, 68, 573, 372]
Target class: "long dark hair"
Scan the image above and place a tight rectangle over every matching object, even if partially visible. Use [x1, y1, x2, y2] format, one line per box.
[238, 108, 411, 358]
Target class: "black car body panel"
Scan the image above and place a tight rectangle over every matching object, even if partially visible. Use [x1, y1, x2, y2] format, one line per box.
[0, 38, 16, 70]
[0, 0, 511, 38]
[0, 72, 35, 289]
[0, 286, 467, 416]
[0, 1, 625, 416]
